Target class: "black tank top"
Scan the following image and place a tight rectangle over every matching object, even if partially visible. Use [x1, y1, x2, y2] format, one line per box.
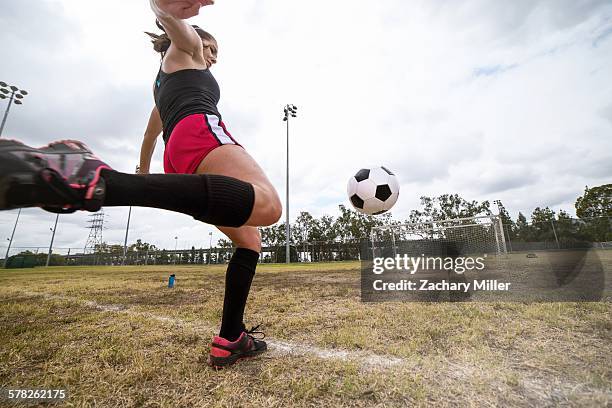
[154, 68, 221, 144]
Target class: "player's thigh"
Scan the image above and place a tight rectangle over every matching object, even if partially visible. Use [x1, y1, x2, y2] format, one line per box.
[195, 145, 273, 190]
[217, 225, 262, 253]
[196, 144, 281, 226]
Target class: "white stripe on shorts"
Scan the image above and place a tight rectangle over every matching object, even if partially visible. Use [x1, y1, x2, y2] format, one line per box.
[206, 114, 235, 145]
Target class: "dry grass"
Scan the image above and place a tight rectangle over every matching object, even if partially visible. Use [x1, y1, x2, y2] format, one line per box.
[0, 261, 610, 407]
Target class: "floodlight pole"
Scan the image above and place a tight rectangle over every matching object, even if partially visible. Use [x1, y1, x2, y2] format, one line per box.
[0, 91, 14, 138]
[3, 209, 21, 268]
[122, 206, 132, 265]
[46, 214, 60, 267]
[122, 166, 138, 265]
[174, 236, 178, 264]
[286, 110, 290, 264]
[0, 82, 28, 267]
[208, 231, 213, 265]
[283, 104, 297, 264]
[0, 81, 28, 138]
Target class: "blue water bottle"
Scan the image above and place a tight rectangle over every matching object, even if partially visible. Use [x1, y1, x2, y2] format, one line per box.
[168, 274, 175, 288]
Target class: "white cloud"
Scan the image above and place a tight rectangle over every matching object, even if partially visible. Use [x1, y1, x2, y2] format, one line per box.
[1, 0, 611, 254]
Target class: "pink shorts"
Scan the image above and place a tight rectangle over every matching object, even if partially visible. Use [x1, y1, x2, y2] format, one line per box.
[163, 113, 241, 174]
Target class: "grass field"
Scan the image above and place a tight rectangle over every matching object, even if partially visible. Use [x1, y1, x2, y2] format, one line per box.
[1, 261, 610, 407]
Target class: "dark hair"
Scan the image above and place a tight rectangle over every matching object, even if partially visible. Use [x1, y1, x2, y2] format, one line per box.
[145, 21, 216, 55]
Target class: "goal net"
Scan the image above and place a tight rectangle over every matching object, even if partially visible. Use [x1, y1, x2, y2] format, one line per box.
[369, 215, 508, 260]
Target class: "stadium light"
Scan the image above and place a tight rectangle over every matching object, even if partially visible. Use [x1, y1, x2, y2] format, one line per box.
[3, 209, 21, 268]
[0, 81, 28, 138]
[283, 104, 298, 263]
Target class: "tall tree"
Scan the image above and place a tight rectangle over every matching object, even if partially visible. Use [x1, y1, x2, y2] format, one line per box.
[216, 239, 234, 263]
[530, 207, 556, 241]
[292, 211, 315, 244]
[409, 194, 491, 224]
[514, 212, 531, 241]
[335, 205, 387, 241]
[128, 239, 158, 253]
[574, 185, 612, 241]
[260, 224, 286, 247]
[575, 184, 612, 218]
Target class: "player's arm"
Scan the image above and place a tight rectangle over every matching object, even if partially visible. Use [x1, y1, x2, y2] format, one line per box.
[138, 106, 163, 174]
[149, 0, 212, 56]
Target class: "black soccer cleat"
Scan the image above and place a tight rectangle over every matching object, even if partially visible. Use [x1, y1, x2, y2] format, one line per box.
[0, 139, 112, 213]
[208, 325, 268, 368]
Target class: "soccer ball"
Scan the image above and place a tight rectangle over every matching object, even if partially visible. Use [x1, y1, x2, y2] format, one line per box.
[347, 166, 399, 215]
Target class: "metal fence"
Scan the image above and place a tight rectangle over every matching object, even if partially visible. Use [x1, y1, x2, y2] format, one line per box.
[1, 217, 610, 268]
[501, 216, 611, 253]
[0, 241, 364, 268]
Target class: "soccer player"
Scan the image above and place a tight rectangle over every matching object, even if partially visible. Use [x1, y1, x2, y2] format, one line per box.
[0, 0, 280, 368]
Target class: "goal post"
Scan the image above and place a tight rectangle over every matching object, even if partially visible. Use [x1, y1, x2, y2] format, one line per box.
[369, 214, 508, 260]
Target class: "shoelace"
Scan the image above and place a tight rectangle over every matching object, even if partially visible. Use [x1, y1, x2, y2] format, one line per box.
[246, 324, 265, 340]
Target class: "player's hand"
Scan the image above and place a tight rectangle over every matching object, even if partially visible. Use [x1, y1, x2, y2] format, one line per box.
[155, 0, 214, 20]
[135, 165, 149, 175]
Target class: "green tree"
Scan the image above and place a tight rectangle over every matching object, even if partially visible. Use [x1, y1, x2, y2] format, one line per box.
[5, 250, 66, 268]
[335, 204, 387, 241]
[312, 215, 337, 242]
[292, 211, 315, 244]
[409, 194, 491, 224]
[217, 239, 234, 263]
[128, 239, 158, 253]
[530, 207, 556, 241]
[157, 249, 169, 265]
[260, 224, 286, 247]
[575, 184, 612, 218]
[554, 209, 593, 247]
[514, 212, 531, 241]
[574, 185, 612, 241]
[405, 194, 491, 241]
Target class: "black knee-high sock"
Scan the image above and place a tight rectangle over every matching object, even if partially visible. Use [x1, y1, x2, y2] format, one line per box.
[100, 170, 255, 228]
[219, 248, 260, 341]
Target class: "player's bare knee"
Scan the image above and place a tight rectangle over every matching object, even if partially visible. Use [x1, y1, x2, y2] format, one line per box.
[260, 198, 281, 226]
[268, 195, 282, 224]
[251, 229, 262, 252]
[266, 188, 282, 224]
[232, 229, 261, 252]
[253, 185, 282, 226]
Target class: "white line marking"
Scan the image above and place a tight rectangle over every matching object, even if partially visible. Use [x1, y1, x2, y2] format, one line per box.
[18, 290, 404, 370]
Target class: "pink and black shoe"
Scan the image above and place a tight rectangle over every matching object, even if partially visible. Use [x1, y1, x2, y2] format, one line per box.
[0, 139, 111, 213]
[208, 325, 267, 368]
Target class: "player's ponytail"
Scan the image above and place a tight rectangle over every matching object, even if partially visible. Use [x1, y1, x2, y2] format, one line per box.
[145, 20, 216, 58]
[145, 31, 171, 54]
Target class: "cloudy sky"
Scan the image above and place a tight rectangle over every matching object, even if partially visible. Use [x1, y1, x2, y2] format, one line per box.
[0, 0, 611, 255]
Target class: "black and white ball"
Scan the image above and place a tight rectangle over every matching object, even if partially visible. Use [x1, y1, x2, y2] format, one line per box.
[347, 166, 399, 215]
